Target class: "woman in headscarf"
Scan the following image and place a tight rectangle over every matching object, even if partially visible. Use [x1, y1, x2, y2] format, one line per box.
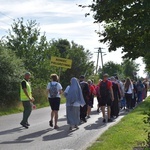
[64, 77, 85, 131]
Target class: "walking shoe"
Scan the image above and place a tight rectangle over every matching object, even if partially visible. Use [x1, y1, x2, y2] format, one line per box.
[69, 126, 72, 131]
[82, 118, 87, 122]
[26, 122, 30, 126]
[103, 118, 106, 123]
[108, 118, 113, 122]
[74, 125, 79, 129]
[87, 115, 90, 119]
[49, 120, 53, 127]
[20, 122, 28, 129]
[54, 125, 59, 129]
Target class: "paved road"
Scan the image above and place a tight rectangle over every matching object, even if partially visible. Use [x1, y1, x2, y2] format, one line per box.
[0, 99, 127, 150]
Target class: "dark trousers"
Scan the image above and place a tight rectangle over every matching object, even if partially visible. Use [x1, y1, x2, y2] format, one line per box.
[80, 104, 87, 119]
[137, 91, 142, 102]
[21, 101, 32, 124]
[125, 93, 132, 109]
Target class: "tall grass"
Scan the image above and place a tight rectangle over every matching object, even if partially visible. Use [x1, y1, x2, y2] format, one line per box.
[0, 88, 66, 116]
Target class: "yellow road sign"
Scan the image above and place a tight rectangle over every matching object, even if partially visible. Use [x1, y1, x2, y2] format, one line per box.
[50, 56, 72, 69]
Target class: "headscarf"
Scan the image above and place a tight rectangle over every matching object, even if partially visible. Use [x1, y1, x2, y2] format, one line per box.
[66, 77, 85, 106]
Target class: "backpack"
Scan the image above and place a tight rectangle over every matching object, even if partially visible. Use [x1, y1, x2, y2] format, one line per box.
[99, 80, 110, 98]
[137, 83, 143, 92]
[80, 82, 89, 100]
[49, 82, 58, 98]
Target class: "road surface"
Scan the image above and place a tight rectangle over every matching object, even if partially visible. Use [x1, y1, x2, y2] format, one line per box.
[0, 99, 128, 150]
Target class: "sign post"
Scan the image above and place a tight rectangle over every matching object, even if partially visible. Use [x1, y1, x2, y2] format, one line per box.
[50, 56, 72, 81]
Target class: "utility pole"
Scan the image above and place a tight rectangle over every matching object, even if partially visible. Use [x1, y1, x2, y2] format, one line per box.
[94, 47, 105, 74]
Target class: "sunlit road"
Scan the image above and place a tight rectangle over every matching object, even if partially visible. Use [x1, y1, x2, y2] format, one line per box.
[0, 99, 130, 150]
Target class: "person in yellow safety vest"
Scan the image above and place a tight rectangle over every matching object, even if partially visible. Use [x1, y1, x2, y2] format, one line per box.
[20, 72, 34, 129]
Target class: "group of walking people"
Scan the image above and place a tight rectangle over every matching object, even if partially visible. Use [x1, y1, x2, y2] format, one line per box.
[20, 72, 149, 130]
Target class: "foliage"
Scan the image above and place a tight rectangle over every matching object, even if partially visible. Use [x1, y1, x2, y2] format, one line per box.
[4, 18, 59, 87]
[89, 0, 149, 58]
[122, 58, 139, 79]
[0, 45, 25, 107]
[98, 59, 139, 80]
[79, 0, 150, 69]
[1, 18, 95, 109]
[99, 61, 122, 78]
[50, 40, 95, 87]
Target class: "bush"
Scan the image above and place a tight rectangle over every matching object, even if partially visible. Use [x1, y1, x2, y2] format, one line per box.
[0, 46, 25, 107]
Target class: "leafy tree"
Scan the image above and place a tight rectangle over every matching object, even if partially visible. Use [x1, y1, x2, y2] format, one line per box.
[0, 45, 25, 107]
[4, 18, 59, 86]
[99, 61, 122, 78]
[49, 40, 95, 87]
[143, 55, 150, 73]
[122, 59, 139, 79]
[51, 39, 70, 58]
[80, 0, 150, 62]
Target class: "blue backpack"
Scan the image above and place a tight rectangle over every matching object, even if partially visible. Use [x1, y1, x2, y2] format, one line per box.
[49, 82, 58, 98]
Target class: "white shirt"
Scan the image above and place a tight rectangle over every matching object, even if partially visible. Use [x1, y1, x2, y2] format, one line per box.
[126, 84, 134, 94]
[47, 81, 62, 98]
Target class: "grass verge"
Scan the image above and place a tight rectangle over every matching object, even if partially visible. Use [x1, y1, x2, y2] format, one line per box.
[0, 96, 66, 116]
[87, 97, 150, 150]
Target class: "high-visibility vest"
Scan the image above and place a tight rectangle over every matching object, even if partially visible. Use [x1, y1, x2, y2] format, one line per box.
[20, 79, 32, 101]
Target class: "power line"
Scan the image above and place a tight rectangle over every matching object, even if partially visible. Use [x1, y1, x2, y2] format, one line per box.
[0, 11, 14, 20]
[0, 19, 11, 26]
[0, 26, 7, 31]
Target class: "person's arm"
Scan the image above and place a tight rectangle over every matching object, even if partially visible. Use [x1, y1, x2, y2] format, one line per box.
[58, 83, 63, 95]
[59, 89, 63, 95]
[110, 87, 114, 101]
[22, 88, 34, 102]
[21, 81, 34, 102]
[117, 84, 121, 99]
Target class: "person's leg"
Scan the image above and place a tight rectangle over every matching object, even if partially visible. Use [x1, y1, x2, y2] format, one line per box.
[125, 94, 130, 109]
[87, 105, 91, 117]
[21, 101, 32, 128]
[54, 110, 58, 128]
[139, 92, 142, 102]
[49, 98, 54, 127]
[87, 100, 92, 117]
[53, 98, 60, 128]
[51, 110, 55, 121]
[97, 97, 100, 112]
[107, 106, 111, 119]
[137, 92, 140, 103]
[82, 104, 87, 122]
[128, 94, 132, 109]
[101, 106, 105, 119]
[21, 101, 32, 124]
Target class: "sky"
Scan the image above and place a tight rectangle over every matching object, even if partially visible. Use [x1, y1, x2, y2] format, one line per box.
[0, 0, 146, 77]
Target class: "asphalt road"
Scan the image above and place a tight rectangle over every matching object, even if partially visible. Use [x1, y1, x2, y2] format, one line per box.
[0, 99, 128, 150]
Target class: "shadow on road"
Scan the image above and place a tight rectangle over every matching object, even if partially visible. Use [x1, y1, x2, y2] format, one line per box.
[0, 128, 52, 144]
[58, 117, 67, 122]
[0, 127, 23, 135]
[84, 117, 107, 130]
[43, 125, 73, 141]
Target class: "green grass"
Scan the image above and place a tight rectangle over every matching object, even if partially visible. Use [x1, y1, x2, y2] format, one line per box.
[0, 95, 66, 116]
[87, 97, 150, 150]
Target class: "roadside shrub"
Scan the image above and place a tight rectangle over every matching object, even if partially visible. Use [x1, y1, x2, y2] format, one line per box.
[0, 46, 25, 107]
